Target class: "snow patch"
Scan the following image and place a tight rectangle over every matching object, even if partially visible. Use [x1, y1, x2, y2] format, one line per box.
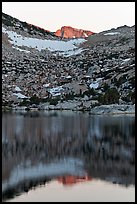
[121, 58, 131, 65]
[14, 86, 22, 92]
[13, 46, 30, 53]
[43, 83, 50, 88]
[13, 93, 28, 99]
[66, 75, 72, 79]
[63, 48, 83, 57]
[49, 86, 64, 96]
[104, 32, 120, 35]
[89, 82, 99, 89]
[84, 33, 88, 37]
[2, 27, 85, 56]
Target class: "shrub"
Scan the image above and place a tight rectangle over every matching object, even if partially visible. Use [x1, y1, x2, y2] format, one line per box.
[49, 98, 59, 106]
[122, 91, 135, 104]
[29, 95, 41, 105]
[103, 83, 109, 91]
[114, 77, 127, 87]
[83, 88, 97, 97]
[98, 88, 120, 104]
[18, 99, 30, 106]
[64, 92, 75, 100]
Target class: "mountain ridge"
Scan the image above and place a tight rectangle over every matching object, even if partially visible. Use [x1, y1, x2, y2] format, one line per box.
[2, 12, 94, 39]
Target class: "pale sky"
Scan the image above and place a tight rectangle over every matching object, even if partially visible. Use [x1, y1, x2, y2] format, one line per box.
[2, 2, 135, 33]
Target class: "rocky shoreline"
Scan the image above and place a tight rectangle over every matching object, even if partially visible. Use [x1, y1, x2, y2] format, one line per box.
[3, 103, 135, 115]
[89, 104, 135, 115]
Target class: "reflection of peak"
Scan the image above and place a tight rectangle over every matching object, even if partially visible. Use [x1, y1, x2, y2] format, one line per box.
[57, 175, 92, 186]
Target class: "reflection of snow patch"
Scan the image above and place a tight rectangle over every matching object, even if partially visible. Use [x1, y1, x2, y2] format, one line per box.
[2, 158, 85, 192]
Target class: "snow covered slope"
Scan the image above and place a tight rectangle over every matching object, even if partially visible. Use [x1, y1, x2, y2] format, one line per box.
[2, 27, 86, 57]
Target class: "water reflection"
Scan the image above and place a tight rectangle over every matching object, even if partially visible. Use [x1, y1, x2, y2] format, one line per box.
[8, 180, 135, 202]
[57, 175, 92, 186]
[2, 111, 135, 201]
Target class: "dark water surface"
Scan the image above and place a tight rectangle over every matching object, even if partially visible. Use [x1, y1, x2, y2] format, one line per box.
[2, 111, 135, 202]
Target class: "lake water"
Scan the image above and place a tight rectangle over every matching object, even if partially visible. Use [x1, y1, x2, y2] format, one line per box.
[2, 111, 135, 202]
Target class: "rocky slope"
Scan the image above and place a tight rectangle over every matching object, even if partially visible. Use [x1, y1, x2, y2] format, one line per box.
[55, 26, 94, 38]
[2, 12, 135, 110]
[2, 12, 57, 40]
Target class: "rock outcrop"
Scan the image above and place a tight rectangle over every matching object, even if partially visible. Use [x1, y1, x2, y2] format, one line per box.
[90, 104, 135, 115]
[55, 26, 94, 38]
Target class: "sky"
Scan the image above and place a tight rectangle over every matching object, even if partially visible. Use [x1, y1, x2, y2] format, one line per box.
[2, 2, 135, 33]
